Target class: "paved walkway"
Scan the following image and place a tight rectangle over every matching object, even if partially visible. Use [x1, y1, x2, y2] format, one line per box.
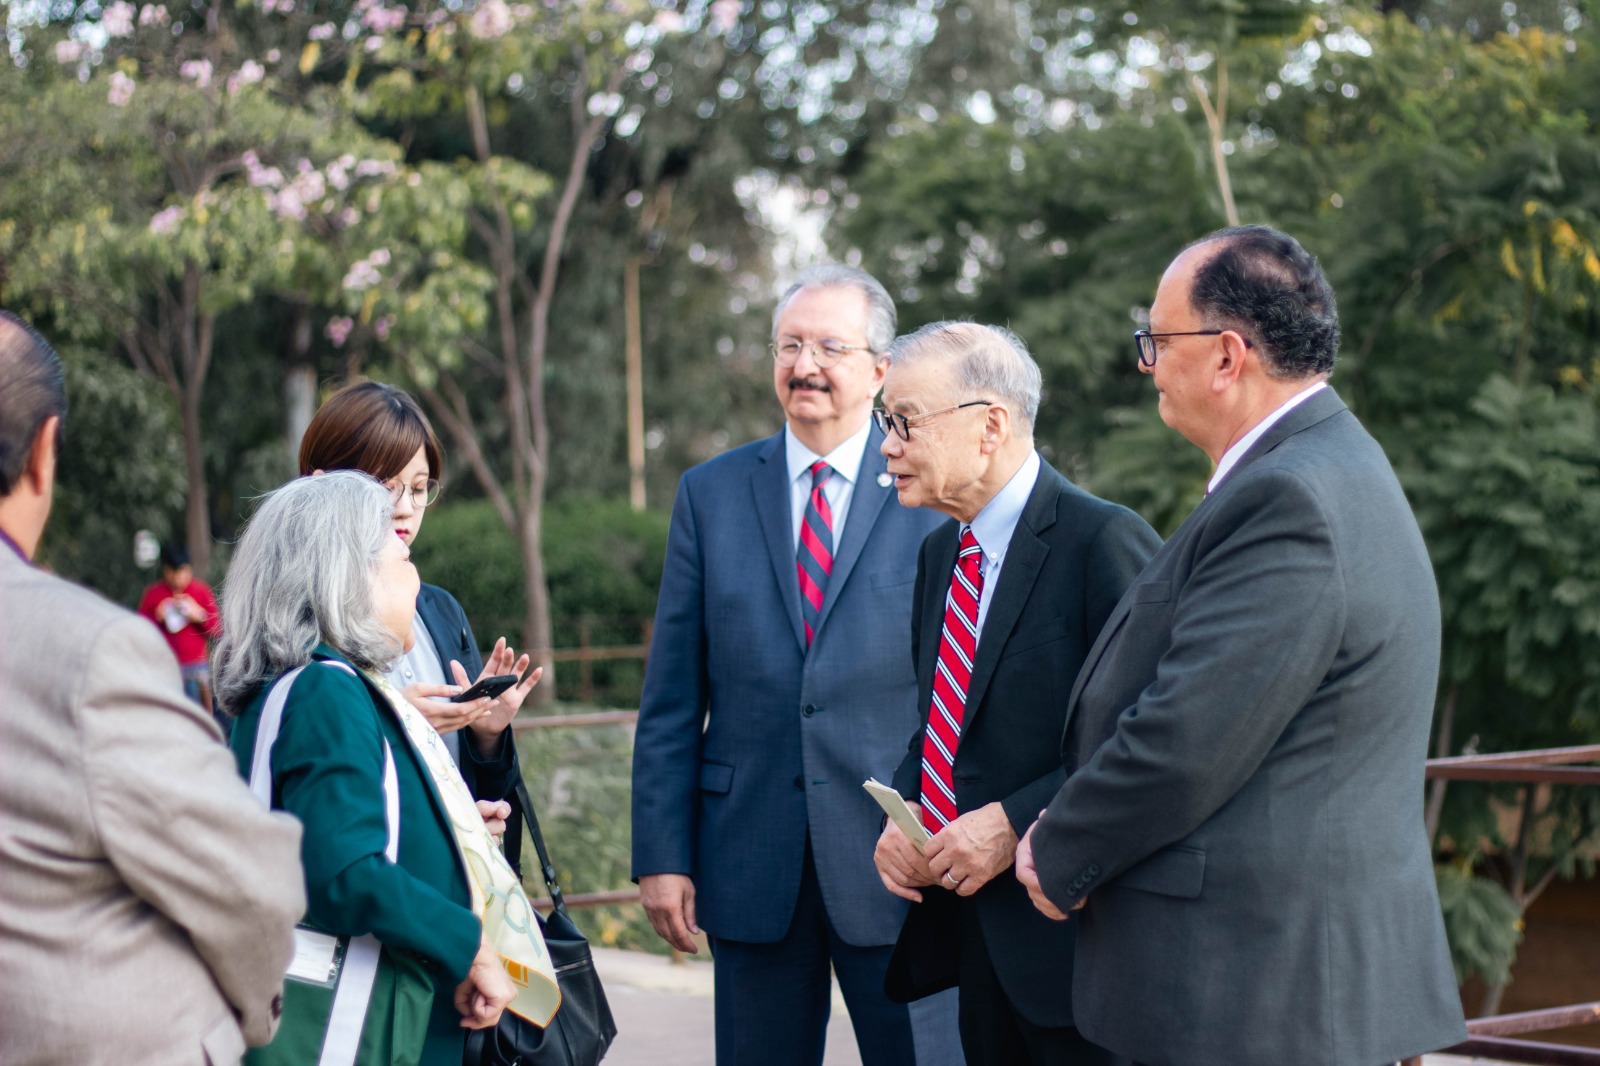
[590, 947, 1508, 1066]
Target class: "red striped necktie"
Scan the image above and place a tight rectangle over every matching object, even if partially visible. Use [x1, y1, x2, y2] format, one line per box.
[796, 461, 835, 647]
[920, 528, 984, 833]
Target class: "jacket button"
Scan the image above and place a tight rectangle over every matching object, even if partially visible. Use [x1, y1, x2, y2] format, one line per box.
[1087, 863, 1100, 876]
[793, 775, 805, 791]
[802, 704, 817, 717]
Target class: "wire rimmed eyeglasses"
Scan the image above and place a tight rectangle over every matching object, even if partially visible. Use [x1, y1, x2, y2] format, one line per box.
[1133, 329, 1252, 368]
[385, 478, 441, 509]
[770, 339, 873, 369]
[872, 401, 992, 441]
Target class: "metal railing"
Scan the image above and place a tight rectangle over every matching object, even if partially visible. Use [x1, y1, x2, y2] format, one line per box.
[1401, 744, 1600, 1065]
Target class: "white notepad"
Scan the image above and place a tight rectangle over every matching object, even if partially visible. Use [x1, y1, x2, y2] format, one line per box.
[863, 777, 932, 854]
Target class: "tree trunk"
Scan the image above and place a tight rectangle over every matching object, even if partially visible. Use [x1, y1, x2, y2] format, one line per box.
[180, 381, 211, 578]
[518, 494, 555, 704]
[284, 305, 316, 463]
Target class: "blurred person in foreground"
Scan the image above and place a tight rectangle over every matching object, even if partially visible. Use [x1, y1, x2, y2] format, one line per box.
[872, 322, 1159, 1066]
[0, 309, 304, 1065]
[1015, 227, 1468, 1066]
[631, 265, 959, 1066]
[137, 540, 222, 719]
[216, 471, 555, 1065]
[299, 381, 540, 848]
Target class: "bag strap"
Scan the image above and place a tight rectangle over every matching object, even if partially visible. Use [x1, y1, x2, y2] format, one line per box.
[512, 773, 571, 920]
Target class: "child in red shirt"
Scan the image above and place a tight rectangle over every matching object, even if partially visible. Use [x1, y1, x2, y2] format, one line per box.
[137, 543, 221, 720]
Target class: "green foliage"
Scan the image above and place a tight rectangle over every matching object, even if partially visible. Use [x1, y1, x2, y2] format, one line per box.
[1435, 863, 1524, 985]
[409, 497, 669, 705]
[514, 722, 657, 953]
[38, 348, 186, 604]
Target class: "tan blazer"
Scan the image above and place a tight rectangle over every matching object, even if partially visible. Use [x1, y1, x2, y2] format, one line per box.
[0, 546, 306, 1065]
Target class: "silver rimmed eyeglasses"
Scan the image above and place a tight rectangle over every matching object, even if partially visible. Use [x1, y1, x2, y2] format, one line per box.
[385, 478, 441, 509]
[770, 339, 873, 369]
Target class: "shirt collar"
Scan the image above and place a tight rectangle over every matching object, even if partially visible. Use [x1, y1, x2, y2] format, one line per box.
[786, 417, 873, 487]
[967, 450, 1041, 565]
[1207, 381, 1328, 494]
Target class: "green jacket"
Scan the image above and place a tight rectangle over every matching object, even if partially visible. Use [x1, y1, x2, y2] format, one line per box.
[231, 644, 480, 1065]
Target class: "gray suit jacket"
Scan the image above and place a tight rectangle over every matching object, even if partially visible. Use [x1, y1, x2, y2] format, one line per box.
[0, 545, 305, 1065]
[1032, 389, 1467, 1066]
[632, 426, 944, 945]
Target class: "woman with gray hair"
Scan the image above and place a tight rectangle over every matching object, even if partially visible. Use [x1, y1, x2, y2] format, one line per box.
[215, 472, 557, 1066]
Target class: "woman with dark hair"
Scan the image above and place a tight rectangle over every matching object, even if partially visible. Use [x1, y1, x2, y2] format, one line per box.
[299, 381, 538, 834]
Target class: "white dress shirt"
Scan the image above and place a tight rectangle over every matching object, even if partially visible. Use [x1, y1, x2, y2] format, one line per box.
[1207, 381, 1328, 494]
[964, 450, 1041, 642]
[785, 418, 873, 550]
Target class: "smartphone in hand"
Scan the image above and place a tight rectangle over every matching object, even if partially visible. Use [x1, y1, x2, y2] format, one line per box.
[448, 673, 520, 703]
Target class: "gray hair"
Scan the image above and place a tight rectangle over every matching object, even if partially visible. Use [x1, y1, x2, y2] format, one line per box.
[772, 264, 897, 354]
[212, 470, 402, 714]
[886, 321, 1042, 432]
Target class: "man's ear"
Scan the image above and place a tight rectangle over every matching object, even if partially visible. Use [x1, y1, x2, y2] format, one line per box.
[27, 416, 60, 492]
[981, 404, 1010, 453]
[1211, 331, 1251, 393]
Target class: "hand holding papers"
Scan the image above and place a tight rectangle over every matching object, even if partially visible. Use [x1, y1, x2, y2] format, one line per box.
[863, 778, 931, 854]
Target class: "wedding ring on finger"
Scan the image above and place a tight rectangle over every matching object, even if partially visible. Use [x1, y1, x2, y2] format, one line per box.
[944, 871, 960, 886]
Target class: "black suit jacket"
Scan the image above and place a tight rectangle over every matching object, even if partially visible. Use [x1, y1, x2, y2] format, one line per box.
[886, 459, 1159, 1027]
[414, 583, 525, 861]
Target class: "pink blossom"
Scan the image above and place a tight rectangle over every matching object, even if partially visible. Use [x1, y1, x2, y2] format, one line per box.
[107, 71, 136, 107]
[468, 0, 514, 39]
[338, 207, 360, 227]
[342, 260, 381, 291]
[227, 60, 265, 94]
[325, 316, 354, 347]
[149, 205, 185, 235]
[54, 40, 88, 64]
[179, 59, 213, 87]
[308, 22, 336, 40]
[361, 5, 407, 33]
[370, 248, 391, 266]
[269, 189, 306, 221]
[354, 159, 394, 178]
[709, 0, 740, 33]
[374, 316, 393, 341]
[650, 10, 683, 33]
[102, 2, 137, 37]
[138, 4, 170, 27]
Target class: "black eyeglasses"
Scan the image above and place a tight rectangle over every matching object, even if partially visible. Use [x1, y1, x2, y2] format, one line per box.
[872, 401, 992, 441]
[1133, 329, 1251, 368]
[385, 478, 441, 509]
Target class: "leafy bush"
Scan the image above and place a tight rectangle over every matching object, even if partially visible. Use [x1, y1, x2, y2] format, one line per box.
[410, 496, 670, 705]
[1435, 863, 1523, 986]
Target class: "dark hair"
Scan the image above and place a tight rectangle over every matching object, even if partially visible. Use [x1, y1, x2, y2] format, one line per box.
[1185, 225, 1340, 378]
[298, 381, 442, 481]
[160, 542, 191, 570]
[0, 311, 67, 497]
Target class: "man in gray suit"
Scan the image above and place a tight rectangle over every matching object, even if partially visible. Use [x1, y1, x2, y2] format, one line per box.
[1016, 228, 1468, 1066]
[0, 311, 306, 1065]
[632, 266, 959, 1065]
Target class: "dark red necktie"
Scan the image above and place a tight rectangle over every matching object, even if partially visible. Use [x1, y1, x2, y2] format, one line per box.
[796, 461, 834, 647]
[920, 528, 984, 832]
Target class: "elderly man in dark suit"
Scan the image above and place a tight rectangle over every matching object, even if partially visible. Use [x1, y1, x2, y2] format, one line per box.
[1016, 226, 1468, 1066]
[872, 322, 1159, 1066]
[632, 266, 958, 1066]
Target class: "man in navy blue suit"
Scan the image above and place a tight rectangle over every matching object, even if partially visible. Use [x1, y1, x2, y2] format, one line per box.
[632, 265, 956, 1065]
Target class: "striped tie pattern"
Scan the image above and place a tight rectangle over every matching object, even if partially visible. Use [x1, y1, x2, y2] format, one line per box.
[920, 528, 985, 833]
[796, 461, 834, 646]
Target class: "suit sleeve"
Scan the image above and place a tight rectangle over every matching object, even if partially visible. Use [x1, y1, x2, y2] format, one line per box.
[81, 615, 306, 1047]
[997, 507, 1162, 836]
[891, 540, 933, 800]
[273, 665, 482, 982]
[630, 476, 711, 879]
[1033, 471, 1344, 909]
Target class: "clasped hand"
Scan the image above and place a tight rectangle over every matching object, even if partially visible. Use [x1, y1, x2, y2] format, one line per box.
[874, 801, 1017, 902]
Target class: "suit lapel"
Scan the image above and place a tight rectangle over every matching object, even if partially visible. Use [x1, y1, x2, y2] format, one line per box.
[750, 430, 808, 654]
[813, 427, 892, 639]
[961, 462, 1059, 725]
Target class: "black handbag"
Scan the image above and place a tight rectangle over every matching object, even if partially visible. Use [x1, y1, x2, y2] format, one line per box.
[464, 775, 617, 1066]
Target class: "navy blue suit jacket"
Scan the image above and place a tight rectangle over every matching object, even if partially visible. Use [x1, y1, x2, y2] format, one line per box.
[631, 426, 944, 946]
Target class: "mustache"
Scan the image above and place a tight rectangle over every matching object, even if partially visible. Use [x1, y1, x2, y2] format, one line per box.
[787, 376, 831, 392]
